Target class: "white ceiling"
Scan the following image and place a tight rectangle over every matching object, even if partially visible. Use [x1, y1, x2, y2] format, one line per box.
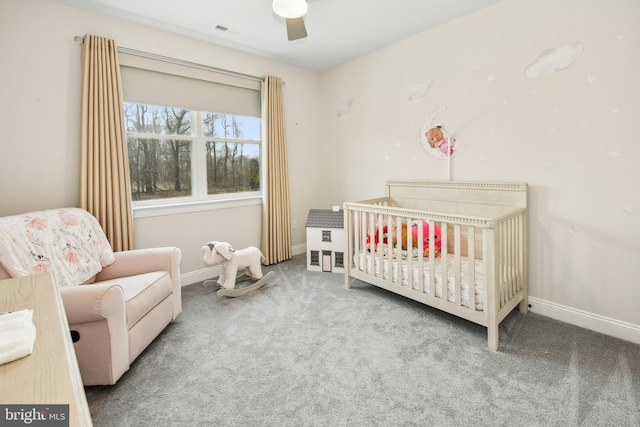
[52, 0, 504, 71]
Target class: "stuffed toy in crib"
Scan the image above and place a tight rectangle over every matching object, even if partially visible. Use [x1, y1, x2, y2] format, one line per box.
[391, 221, 442, 257]
[368, 221, 442, 256]
[410, 220, 442, 257]
[366, 226, 389, 251]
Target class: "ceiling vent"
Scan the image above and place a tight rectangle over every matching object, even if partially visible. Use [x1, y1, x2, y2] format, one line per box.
[213, 24, 241, 36]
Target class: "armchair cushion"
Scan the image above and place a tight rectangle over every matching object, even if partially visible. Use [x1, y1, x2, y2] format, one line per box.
[98, 271, 171, 329]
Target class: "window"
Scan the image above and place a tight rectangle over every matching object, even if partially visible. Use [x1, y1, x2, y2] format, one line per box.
[310, 251, 319, 266]
[124, 102, 261, 206]
[118, 51, 262, 216]
[322, 230, 332, 242]
[335, 252, 344, 268]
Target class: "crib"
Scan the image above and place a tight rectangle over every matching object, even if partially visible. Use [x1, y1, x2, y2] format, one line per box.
[344, 180, 528, 351]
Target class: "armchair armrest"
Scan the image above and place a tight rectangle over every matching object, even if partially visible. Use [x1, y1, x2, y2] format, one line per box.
[60, 283, 125, 325]
[60, 283, 129, 386]
[96, 247, 181, 280]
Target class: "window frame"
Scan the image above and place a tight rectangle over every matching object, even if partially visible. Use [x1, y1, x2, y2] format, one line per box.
[125, 108, 263, 219]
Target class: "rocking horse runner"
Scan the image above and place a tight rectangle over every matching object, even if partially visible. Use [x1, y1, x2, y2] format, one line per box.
[201, 241, 274, 297]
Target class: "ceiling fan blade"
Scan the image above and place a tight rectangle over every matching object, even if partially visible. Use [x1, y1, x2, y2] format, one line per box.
[285, 17, 307, 41]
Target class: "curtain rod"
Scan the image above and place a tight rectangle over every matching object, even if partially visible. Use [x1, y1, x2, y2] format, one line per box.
[74, 36, 264, 83]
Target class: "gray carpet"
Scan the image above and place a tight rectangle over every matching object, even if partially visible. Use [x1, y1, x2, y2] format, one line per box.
[85, 254, 640, 426]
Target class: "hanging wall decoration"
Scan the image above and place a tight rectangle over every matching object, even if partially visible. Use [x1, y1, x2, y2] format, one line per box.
[419, 106, 464, 181]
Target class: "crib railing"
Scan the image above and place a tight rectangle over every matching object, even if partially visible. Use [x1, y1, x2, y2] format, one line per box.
[344, 199, 527, 318]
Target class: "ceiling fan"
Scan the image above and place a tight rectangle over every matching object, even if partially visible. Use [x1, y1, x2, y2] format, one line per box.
[272, 0, 311, 41]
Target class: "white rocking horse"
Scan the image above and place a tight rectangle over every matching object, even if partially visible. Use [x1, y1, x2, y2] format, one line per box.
[201, 241, 274, 297]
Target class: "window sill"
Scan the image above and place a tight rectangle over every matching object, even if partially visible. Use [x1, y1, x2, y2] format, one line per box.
[132, 196, 262, 219]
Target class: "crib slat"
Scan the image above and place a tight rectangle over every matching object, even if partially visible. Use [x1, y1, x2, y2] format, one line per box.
[376, 214, 385, 279]
[406, 217, 414, 289]
[441, 222, 448, 301]
[345, 209, 352, 288]
[386, 214, 393, 283]
[394, 215, 400, 285]
[353, 210, 360, 267]
[416, 218, 425, 292]
[504, 218, 512, 304]
[508, 216, 516, 300]
[369, 212, 376, 275]
[428, 219, 436, 297]
[499, 221, 506, 307]
[454, 224, 461, 306]
[517, 214, 524, 294]
[508, 218, 513, 301]
[468, 225, 476, 310]
[503, 218, 509, 303]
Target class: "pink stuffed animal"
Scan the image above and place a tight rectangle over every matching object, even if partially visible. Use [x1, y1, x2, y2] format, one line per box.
[426, 126, 455, 155]
[411, 221, 442, 257]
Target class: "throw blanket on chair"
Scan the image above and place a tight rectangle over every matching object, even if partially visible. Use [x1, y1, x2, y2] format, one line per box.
[0, 208, 115, 287]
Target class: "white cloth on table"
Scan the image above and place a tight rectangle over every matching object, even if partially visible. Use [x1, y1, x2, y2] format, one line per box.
[0, 309, 36, 365]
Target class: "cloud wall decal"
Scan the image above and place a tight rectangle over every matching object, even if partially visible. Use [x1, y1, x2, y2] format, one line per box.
[525, 42, 584, 78]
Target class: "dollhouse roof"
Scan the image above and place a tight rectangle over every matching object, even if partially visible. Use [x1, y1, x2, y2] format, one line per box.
[305, 209, 344, 229]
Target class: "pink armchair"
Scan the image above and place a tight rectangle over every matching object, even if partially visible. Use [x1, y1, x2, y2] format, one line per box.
[0, 208, 182, 386]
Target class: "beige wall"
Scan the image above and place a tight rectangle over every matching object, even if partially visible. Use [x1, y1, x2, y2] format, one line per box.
[0, 0, 325, 277]
[1, 0, 638, 341]
[319, 0, 640, 336]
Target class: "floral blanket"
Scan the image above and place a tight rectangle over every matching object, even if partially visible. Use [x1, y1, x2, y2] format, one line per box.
[0, 208, 115, 287]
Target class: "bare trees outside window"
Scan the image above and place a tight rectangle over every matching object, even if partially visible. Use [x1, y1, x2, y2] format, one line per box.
[203, 112, 260, 196]
[124, 102, 261, 205]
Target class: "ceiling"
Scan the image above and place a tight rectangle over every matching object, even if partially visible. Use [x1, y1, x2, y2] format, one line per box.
[52, 0, 504, 72]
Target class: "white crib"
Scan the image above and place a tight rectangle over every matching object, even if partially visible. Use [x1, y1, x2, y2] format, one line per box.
[344, 180, 528, 351]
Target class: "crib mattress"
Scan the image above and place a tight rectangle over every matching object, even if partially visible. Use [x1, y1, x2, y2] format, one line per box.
[357, 252, 485, 310]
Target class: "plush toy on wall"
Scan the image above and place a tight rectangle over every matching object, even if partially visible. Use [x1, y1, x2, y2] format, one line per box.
[202, 241, 273, 297]
[426, 126, 455, 155]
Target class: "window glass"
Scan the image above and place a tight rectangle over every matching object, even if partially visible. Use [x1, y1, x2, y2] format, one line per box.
[124, 102, 261, 204]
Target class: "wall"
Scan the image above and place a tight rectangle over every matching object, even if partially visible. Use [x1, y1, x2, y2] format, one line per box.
[319, 0, 640, 341]
[1, 0, 638, 343]
[0, 0, 325, 279]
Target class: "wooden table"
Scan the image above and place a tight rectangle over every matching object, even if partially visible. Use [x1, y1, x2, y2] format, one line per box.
[0, 273, 93, 426]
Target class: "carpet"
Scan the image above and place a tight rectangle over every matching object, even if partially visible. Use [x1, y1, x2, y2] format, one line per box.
[85, 254, 640, 426]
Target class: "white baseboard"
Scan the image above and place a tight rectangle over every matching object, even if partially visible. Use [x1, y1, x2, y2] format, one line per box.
[292, 243, 306, 256]
[181, 244, 307, 287]
[181, 266, 219, 286]
[528, 296, 640, 345]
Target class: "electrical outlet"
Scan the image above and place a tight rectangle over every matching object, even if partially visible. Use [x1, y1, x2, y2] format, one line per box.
[292, 220, 297, 230]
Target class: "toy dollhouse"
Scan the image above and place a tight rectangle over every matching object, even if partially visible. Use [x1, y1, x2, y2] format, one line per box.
[305, 208, 345, 273]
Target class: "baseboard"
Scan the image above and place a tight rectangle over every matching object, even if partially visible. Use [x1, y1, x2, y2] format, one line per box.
[181, 244, 307, 287]
[528, 296, 640, 345]
[292, 243, 306, 256]
[181, 266, 219, 286]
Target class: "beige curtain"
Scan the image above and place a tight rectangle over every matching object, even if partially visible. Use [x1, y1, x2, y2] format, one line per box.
[79, 34, 134, 251]
[261, 76, 292, 264]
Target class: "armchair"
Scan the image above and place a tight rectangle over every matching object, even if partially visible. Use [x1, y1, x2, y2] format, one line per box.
[0, 208, 182, 385]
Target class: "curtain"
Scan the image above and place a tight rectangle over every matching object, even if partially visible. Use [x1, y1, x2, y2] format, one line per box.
[261, 76, 292, 265]
[79, 34, 134, 251]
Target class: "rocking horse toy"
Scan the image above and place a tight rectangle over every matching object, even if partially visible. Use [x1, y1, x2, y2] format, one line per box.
[201, 241, 274, 297]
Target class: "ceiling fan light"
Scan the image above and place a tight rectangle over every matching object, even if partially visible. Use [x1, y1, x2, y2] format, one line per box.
[272, 0, 308, 19]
